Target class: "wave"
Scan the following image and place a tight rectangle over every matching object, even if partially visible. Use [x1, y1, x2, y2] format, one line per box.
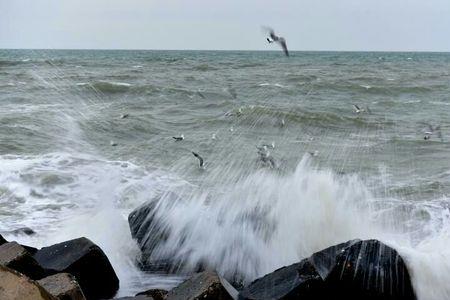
[230, 105, 389, 129]
[312, 82, 440, 95]
[133, 157, 450, 299]
[77, 81, 132, 93]
[0, 152, 183, 295]
[258, 82, 287, 88]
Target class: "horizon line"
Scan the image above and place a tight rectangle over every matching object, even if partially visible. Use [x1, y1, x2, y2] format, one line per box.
[1, 47, 450, 54]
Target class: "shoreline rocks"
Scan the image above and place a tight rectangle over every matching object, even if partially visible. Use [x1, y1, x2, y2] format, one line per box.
[135, 289, 168, 300]
[38, 273, 86, 300]
[325, 239, 416, 300]
[0, 241, 46, 280]
[239, 239, 416, 300]
[33, 237, 119, 300]
[165, 271, 237, 300]
[0, 234, 119, 300]
[0, 265, 56, 300]
[1, 222, 417, 300]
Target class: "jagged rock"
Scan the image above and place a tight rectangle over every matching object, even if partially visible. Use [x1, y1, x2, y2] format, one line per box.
[166, 271, 237, 300]
[238, 259, 323, 300]
[0, 241, 46, 279]
[326, 239, 416, 300]
[33, 237, 119, 300]
[0, 264, 56, 300]
[136, 289, 168, 300]
[38, 273, 86, 300]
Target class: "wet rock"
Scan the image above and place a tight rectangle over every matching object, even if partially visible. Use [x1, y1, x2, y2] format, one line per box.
[308, 239, 360, 280]
[0, 264, 55, 300]
[238, 259, 323, 300]
[0, 233, 7, 245]
[136, 289, 168, 300]
[38, 273, 86, 300]
[9, 226, 36, 236]
[166, 271, 237, 300]
[239, 239, 416, 300]
[0, 241, 46, 279]
[128, 192, 178, 270]
[326, 239, 416, 300]
[33, 237, 119, 300]
[0, 233, 38, 254]
[21, 244, 39, 255]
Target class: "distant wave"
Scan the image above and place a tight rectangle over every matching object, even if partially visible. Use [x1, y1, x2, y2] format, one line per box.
[76, 81, 131, 93]
[229, 105, 389, 129]
[258, 82, 287, 88]
[313, 82, 438, 95]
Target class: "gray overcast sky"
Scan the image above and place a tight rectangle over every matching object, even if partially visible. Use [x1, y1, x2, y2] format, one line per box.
[1, 0, 450, 51]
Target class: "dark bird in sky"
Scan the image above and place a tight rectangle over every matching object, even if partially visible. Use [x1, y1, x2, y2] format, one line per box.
[264, 27, 289, 57]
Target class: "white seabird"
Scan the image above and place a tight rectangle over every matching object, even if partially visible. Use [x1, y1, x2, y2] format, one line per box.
[423, 124, 443, 141]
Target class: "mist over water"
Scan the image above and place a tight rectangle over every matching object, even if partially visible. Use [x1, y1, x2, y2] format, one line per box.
[0, 49, 449, 298]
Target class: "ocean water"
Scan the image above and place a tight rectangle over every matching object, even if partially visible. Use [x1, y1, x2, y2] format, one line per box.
[0, 49, 449, 299]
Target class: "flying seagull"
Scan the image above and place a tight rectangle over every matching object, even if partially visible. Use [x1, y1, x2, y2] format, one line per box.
[352, 104, 371, 114]
[264, 27, 289, 57]
[353, 104, 364, 113]
[173, 134, 184, 141]
[192, 151, 204, 168]
[308, 150, 319, 157]
[261, 142, 275, 149]
[423, 124, 443, 141]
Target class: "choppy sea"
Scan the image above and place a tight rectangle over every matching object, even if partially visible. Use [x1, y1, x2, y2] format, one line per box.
[0, 49, 449, 299]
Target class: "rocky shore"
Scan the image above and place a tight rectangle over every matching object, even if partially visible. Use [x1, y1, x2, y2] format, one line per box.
[0, 200, 418, 300]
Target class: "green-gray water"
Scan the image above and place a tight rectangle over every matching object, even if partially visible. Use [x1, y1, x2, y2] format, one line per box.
[0, 49, 449, 298]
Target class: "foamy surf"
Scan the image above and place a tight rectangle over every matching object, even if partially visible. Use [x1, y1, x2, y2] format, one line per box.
[132, 156, 450, 299]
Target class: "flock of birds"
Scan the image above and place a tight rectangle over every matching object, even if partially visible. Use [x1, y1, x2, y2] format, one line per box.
[166, 101, 444, 170]
[109, 26, 444, 170]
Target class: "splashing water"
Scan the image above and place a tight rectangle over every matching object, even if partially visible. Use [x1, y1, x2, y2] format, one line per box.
[1, 50, 450, 299]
